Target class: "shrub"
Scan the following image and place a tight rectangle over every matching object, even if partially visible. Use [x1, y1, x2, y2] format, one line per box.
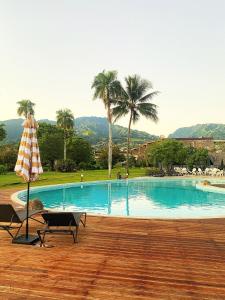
[0, 144, 18, 171]
[98, 145, 125, 169]
[67, 137, 94, 165]
[54, 159, 76, 172]
[135, 159, 147, 168]
[78, 162, 87, 170]
[145, 167, 164, 176]
[0, 165, 7, 175]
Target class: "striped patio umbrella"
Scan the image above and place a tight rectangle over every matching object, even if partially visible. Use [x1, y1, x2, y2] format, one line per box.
[14, 114, 43, 244]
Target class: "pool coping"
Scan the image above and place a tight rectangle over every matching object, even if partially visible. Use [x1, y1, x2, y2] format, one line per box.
[11, 176, 225, 220]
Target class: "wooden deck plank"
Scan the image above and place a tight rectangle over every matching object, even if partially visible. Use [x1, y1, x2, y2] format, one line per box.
[1, 189, 225, 299]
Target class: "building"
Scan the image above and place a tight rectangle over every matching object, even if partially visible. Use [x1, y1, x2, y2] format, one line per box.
[174, 137, 214, 150]
[130, 137, 225, 166]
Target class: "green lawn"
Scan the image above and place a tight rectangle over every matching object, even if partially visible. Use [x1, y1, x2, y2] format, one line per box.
[0, 168, 147, 190]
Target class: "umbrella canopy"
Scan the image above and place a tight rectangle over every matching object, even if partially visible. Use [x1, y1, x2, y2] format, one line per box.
[15, 115, 43, 181]
[13, 114, 43, 244]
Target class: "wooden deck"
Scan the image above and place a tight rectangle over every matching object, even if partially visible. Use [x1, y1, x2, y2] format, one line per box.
[1, 189, 225, 299]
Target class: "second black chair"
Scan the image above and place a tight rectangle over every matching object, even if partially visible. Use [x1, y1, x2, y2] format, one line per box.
[37, 212, 87, 246]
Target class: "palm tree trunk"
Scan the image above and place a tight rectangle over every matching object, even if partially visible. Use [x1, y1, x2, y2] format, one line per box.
[126, 113, 132, 174]
[64, 133, 67, 160]
[107, 106, 112, 178]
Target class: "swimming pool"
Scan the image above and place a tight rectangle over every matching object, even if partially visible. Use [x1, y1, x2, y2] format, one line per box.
[15, 178, 225, 219]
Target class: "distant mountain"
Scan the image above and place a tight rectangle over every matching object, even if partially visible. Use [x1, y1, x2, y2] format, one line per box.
[74, 117, 157, 145]
[169, 123, 225, 139]
[0, 116, 157, 145]
[0, 119, 24, 143]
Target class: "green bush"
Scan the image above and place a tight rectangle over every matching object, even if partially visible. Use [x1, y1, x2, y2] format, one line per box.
[54, 159, 76, 172]
[135, 159, 147, 168]
[145, 167, 164, 176]
[0, 144, 18, 171]
[0, 165, 7, 175]
[98, 145, 125, 169]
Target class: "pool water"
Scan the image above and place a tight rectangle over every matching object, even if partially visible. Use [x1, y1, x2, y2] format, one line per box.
[17, 178, 225, 218]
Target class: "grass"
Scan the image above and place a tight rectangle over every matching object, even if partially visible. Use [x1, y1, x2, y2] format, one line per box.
[0, 167, 147, 190]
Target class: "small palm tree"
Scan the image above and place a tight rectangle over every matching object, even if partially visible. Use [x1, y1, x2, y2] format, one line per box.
[92, 70, 122, 178]
[17, 100, 35, 117]
[113, 75, 159, 174]
[56, 109, 74, 160]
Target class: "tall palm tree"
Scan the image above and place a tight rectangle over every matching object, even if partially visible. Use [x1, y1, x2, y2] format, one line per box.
[17, 100, 35, 117]
[56, 109, 74, 160]
[113, 75, 159, 174]
[92, 70, 122, 178]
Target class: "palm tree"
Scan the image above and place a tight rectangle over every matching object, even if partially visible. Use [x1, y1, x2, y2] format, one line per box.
[17, 100, 35, 117]
[113, 75, 159, 174]
[56, 109, 74, 160]
[92, 70, 122, 178]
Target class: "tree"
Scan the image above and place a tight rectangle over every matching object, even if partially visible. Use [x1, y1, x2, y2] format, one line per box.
[92, 70, 122, 178]
[56, 109, 74, 160]
[37, 122, 64, 139]
[0, 144, 18, 171]
[146, 139, 187, 173]
[38, 123, 64, 170]
[185, 147, 209, 170]
[113, 75, 159, 174]
[0, 124, 6, 142]
[17, 99, 35, 117]
[67, 137, 93, 166]
[98, 145, 125, 169]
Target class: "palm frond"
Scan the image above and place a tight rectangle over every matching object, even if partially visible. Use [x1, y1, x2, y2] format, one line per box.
[91, 70, 119, 107]
[125, 75, 153, 103]
[138, 91, 160, 103]
[112, 100, 129, 122]
[17, 99, 35, 117]
[131, 110, 140, 124]
[136, 102, 158, 122]
[56, 109, 74, 130]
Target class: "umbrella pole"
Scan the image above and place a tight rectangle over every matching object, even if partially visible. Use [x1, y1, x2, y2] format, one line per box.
[12, 180, 39, 245]
[25, 181, 30, 239]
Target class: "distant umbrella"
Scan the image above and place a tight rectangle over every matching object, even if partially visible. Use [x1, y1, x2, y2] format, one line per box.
[14, 114, 43, 244]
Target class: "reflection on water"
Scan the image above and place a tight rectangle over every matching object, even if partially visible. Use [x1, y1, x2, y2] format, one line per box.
[21, 179, 225, 218]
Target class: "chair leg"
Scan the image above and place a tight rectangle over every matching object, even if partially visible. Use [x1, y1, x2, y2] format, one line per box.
[71, 230, 76, 243]
[5, 228, 14, 238]
[80, 213, 86, 227]
[72, 226, 79, 243]
[37, 230, 46, 247]
[1, 225, 23, 240]
[30, 216, 45, 225]
[14, 223, 23, 239]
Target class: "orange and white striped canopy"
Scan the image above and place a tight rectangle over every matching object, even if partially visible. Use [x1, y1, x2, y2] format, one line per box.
[15, 115, 43, 182]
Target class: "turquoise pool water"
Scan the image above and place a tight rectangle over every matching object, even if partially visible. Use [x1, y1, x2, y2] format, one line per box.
[17, 178, 225, 218]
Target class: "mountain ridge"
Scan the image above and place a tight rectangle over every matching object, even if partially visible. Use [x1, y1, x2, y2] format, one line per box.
[0, 116, 157, 145]
[169, 123, 225, 139]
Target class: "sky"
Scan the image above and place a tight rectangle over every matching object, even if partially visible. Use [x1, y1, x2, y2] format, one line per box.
[0, 0, 225, 136]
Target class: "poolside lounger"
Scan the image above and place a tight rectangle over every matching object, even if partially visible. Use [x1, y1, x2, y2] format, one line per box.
[0, 204, 45, 240]
[37, 212, 87, 245]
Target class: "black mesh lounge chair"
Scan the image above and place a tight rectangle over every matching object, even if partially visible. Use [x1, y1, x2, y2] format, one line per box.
[0, 204, 45, 240]
[37, 212, 87, 245]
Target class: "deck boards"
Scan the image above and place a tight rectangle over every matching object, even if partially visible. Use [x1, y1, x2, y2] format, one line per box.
[1, 189, 225, 299]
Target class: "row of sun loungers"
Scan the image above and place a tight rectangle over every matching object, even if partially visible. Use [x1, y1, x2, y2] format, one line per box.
[174, 167, 224, 176]
[0, 204, 87, 245]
